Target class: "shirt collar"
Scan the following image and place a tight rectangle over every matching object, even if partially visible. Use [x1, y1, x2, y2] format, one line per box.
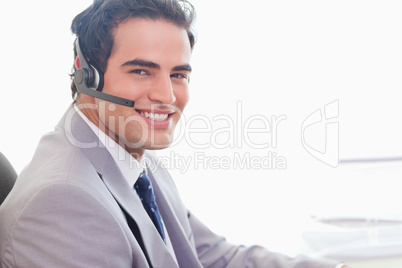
[73, 104, 144, 187]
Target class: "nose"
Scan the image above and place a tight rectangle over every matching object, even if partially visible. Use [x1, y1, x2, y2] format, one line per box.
[148, 75, 176, 104]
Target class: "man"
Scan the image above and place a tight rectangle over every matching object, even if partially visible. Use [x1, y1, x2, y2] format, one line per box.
[0, 0, 347, 267]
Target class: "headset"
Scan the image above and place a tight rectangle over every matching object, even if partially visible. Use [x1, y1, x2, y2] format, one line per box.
[73, 38, 135, 107]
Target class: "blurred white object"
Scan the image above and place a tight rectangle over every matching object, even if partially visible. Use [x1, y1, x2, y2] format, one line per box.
[303, 160, 402, 259]
[303, 217, 402, 259]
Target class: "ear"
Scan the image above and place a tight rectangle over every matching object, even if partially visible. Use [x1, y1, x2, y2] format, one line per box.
[75, 56, 81, 69]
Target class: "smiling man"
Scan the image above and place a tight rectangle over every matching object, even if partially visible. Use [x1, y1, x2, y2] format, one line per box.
[0, 0, 347, 267]
[76, 17, 192, 159]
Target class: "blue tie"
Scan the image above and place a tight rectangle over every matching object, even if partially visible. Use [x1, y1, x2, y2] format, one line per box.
[134, 172, 166, 243]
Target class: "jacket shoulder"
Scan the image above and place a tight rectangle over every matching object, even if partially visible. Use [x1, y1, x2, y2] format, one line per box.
[0, 182, 134, 267]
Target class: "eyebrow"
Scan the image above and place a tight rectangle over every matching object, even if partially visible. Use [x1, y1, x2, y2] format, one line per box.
[122, 58, 160, 69]
[121, 58, 192, 73]
[173, 64, 192, 73]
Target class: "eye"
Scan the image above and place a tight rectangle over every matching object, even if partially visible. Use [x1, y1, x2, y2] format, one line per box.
[171, 73, 188, 79]
[129, 69, 149, 75]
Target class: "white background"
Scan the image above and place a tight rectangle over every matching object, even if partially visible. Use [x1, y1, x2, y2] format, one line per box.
[1, 0, 402, 258]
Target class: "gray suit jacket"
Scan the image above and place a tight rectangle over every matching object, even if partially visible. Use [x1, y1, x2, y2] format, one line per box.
[0, 105, 338, 267]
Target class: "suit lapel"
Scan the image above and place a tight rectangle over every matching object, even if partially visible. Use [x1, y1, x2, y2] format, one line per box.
[61, 105, 178, 268]
[146, 158, 203, 268]
[99, 162, 178, 268]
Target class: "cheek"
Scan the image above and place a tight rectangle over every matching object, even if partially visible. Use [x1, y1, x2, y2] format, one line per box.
[97, 103, 139, 130]
[103, 71, 147, 100]
[174, 86, 189, 110]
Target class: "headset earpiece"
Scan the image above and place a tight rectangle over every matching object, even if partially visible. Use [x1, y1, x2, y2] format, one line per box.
[83, 65, 95, 87]
[74, 67, 93, 88]
[74, 41, 97, 89]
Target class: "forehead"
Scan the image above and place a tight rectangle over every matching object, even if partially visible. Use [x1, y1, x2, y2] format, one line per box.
[110, 17, 191, 65]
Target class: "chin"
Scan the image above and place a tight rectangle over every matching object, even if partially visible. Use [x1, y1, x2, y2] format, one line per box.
[147, 141, 172, 150]
[144, 136, 174, 150]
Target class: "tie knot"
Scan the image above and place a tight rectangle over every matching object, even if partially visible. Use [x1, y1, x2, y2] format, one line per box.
[134, 172, 155, 204]
[136, 172, 150, 188]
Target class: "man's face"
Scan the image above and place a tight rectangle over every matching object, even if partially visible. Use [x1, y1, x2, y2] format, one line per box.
[79, 18, 192, 158]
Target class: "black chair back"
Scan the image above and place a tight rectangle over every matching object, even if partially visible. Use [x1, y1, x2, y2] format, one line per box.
[0, 152, 17, 205]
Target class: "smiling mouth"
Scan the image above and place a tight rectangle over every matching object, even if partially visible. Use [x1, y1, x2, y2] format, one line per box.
[136, 110, 172, 121]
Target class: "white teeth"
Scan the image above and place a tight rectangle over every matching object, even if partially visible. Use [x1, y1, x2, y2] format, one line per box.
[140, 111, 169, 121]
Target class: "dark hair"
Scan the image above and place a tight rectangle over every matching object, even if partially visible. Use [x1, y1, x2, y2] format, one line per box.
[70, 0, 196, 99]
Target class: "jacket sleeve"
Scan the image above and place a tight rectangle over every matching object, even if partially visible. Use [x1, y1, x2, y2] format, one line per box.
[188, 211, 339, 268]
